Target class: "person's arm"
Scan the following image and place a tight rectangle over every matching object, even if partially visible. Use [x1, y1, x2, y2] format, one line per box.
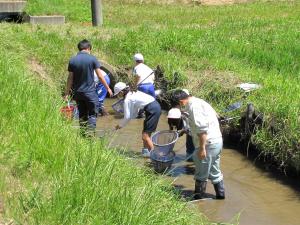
[64, 72, 74, 100]
[95, 68, 113, 97]
[198, 132, 207, 160]
[191, 105, 209, 159]
[116, 98, 131, 129]
[135, 75, 140, 87]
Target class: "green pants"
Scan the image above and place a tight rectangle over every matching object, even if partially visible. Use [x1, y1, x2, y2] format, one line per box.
[193, 141, 223, 184]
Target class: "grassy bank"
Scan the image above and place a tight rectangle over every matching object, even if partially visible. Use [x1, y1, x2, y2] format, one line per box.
[0, 30, 204, 223]
[0, 0, 299, 222]
[23, 0, 300, 170]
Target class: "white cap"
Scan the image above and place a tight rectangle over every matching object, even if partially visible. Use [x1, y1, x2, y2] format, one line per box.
[133, 53, 144, 62]
[167, 108, 181, 119]
[182, 89, 190, 95]
[113, 82, 127, 96]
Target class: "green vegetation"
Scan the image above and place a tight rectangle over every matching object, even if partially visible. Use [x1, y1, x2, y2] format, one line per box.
[0, 29, 203, 223]
[26, 0, 300, 170]
[1, 0, 299, 223]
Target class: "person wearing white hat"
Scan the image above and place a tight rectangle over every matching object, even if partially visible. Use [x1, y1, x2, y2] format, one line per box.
[167, 108, 183, 131]
[132, 53, 156, 98]
[114, 82, 161, 157]
[167, 105, 195, 162]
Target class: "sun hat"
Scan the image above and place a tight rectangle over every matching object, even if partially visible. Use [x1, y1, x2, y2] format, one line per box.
[167, 108, 182, 119]
[133, 53, 144, 61]
[113, 82, 128, 96]
[182, 89, 190, 95]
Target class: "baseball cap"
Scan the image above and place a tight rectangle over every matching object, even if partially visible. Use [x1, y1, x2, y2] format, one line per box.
[113, 82, 128, 96]
[133, 53, 144, 61]
[167, 108, 182, 119]
[182, 89, 190, 95]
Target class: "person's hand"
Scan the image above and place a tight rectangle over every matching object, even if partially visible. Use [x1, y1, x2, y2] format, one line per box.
[178, 130, 186, 137]
[63, 94, 69, 102]
[107, 88, 113, 97]
[115, 125, 122, 130]
[197, 148, 206, 160]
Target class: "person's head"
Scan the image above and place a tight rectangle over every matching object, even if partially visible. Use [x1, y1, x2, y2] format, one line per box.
[78, 39, 92, 52]
[133, 53, 144, 65]
[167, 108, 183, 130]
[182, 89, 191, 96]
[113, 82, 129, 98]
[172, 89, 190, 107]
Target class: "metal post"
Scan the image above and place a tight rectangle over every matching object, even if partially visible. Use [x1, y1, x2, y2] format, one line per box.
[91, 0, 103, 26]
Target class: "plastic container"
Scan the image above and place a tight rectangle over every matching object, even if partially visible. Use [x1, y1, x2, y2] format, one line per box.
[151, 130, 178, 156]
[112, 99, 124, 114]
[60, 105, 74, 120]
[150, 150, 175, 173]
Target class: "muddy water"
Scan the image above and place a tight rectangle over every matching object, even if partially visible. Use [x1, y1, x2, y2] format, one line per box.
[96, 100, 300, 225]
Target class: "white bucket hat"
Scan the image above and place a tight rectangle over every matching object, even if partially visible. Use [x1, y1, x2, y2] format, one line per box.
[182, 89, 190, 95]
[113, 82, 128, 96]
[167, 108, 182, 119]
[133, 53, 144, 61]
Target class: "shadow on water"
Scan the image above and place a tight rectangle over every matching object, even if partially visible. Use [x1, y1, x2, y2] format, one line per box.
[224, 141, 300, 194]
[92, 99, 300, 225]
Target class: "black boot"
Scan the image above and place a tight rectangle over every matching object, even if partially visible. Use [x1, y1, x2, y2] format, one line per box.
[213, 180, 225, 200]
[194, 180, 207, 200]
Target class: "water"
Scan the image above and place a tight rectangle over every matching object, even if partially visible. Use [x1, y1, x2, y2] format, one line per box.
[95, 99, 300, 225]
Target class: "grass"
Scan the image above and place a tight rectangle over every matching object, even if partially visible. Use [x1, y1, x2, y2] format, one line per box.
[0, 31, 204, 223]
[24, 0, 300, 170]
[0, 0, 299, 223]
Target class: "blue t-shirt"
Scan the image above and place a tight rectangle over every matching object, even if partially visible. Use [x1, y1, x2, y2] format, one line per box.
[68, 51, 101, 93]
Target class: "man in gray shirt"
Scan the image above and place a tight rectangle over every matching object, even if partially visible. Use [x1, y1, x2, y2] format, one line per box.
[172, 90, 225, 200]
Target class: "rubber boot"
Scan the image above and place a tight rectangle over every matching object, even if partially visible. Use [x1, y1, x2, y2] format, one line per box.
[213, 180, 225, 200]
[194, 180, 207, 200]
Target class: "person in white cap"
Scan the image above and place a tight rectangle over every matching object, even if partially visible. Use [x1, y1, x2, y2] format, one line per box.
[167, 108, 183, 131]
[114, 82, 161, 157]
[132, 53, 155, 98]
[167, 105, 195, 162]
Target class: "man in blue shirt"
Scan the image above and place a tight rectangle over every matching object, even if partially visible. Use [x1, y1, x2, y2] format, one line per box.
[64, 39, 112, 136]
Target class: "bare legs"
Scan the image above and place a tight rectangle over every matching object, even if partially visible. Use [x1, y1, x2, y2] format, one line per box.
[142, 132, 154, 151]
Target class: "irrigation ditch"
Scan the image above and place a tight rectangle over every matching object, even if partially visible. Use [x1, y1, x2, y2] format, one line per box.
[101, 62, 300, 180]
[95, 97, 300, 225]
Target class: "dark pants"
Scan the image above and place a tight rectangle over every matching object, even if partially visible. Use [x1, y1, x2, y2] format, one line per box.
[143, 101, 161, 134]
[74, 91, 99, 137]
[186, 134, 195, 155]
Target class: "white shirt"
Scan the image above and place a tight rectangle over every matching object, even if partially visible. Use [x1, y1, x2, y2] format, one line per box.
[184, 97, 222, 147]
[94, 69, 107, 84]
[119, 91, 155, 128]
[181, 112, 191, 135]
[133, 63, 155, 84]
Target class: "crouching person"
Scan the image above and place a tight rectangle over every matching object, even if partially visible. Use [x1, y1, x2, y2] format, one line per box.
[167, 107, 195, 162]
[172, 90, 225, 200]
[114, 82, 161, 157]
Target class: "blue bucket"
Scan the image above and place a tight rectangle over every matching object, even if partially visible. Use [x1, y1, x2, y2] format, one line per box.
[150, 150, 175, 173]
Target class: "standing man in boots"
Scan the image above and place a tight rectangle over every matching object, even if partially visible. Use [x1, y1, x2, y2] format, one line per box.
[64, 39, 113, 137]
[172, 90, 225, 200]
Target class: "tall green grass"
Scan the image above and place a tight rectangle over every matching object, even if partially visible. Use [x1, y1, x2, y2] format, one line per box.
[0, 26, 203, 224]
[23, 0, 300, 170]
